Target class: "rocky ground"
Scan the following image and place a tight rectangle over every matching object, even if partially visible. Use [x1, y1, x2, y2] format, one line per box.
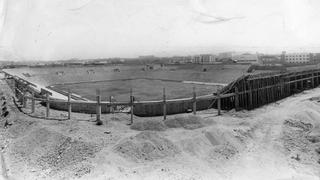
[1, 77, 320, 180]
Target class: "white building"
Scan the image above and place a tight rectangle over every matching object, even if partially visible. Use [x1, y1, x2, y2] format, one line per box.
[284, 52, 311, 64]
[192, 54, 217, 64]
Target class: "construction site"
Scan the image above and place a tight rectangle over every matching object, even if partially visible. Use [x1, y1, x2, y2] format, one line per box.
[0, 65, 320, 180]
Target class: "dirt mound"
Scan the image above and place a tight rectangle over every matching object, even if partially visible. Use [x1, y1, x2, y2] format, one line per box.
[281, 118, 320, 168]
[114, 131, 180, 162]
[11, 127, 101, 176]
[208, 144, 238, 161]
[205, 127, 251, 148]
[131, 119, 167, 131]
[164, 115, 204, 130]
[283, 119, 313, 132]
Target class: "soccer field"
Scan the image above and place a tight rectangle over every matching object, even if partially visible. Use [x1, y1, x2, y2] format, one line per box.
[6, 64, 250, 101]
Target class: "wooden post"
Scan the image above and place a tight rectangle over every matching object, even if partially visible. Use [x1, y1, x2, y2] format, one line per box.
[68, 90, 71, 119]
[130, 88, 134, 125]
[96, 89, 102, 125]
[163, 88, 166, 120]
[294, 76, 298, 90]
[46, 93, 50, 118]
[109, 96, 113, 114]
[311, 73, 315, 88]
[248, 81, 253, 109]
[217, 91, 221, 115]
[31, 92, 35, 113]
[23, 95, 27, 108]
[193, 87, 196, 115]
[235, 87, 240, 111]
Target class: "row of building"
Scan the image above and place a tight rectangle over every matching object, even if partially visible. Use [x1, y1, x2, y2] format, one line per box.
[169, 51, 320, 65]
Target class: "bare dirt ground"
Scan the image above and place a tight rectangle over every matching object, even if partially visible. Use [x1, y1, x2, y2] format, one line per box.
[1, 77, 320, 180]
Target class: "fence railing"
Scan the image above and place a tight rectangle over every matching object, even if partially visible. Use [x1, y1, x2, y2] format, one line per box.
[4, 68, 320, 125]
[15, 86, 234, 124]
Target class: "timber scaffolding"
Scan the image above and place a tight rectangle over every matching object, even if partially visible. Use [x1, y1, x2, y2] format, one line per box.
[2, 68, 320, 121]
[211, 68, 320, 111]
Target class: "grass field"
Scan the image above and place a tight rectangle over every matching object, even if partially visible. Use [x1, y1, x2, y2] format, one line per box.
[6, 64, 251, 101]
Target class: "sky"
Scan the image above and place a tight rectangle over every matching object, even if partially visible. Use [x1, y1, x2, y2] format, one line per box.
[1, 0, 320, 61]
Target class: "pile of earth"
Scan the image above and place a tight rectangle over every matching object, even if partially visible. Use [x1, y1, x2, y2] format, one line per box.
[10, 127, 101, 177]
[114, 131, 180, 162]
[281, 116, 320, 168]
[179, 125, 253, 163]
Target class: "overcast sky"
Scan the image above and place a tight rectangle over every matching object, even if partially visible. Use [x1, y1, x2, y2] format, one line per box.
[1, 0, 320, 61]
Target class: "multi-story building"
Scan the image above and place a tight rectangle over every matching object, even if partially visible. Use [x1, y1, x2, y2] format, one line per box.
[192, 54, 217, 64]
[283, 52, 312, 64]
[312, 53, 320, 64]
[218, 52, 235, 61]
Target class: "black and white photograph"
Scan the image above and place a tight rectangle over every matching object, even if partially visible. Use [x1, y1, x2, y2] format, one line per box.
[1, 0, 320, 179]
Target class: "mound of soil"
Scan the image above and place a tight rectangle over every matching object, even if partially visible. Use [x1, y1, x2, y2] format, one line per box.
[131, 119, 167, 131]
[164, 115, 204, 130]
[11, 127, 101, 175]
[281, 118, 320, 167]
[114, 131, 180, 162]
[208, 144, 238, 160]
[283, 119, 313, 132]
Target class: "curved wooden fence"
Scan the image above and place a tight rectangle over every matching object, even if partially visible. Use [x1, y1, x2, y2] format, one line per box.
[2, 68, 320, 121]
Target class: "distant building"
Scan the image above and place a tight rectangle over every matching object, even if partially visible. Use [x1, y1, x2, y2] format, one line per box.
[192, 54, 217, 64]
[170, 56, 192, 64]
[218, 52, 235, 61]
[312, 53, 320, 64]
[232, 53, 258, 64]
[259, 55, 282, 65]
[200, 54, 217, 63]
[283, 52, 312, 64]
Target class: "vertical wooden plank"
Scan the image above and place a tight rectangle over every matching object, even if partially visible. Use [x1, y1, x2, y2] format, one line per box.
[68, 90, 71, 120]
[23, 95, 27, 108]
[193, 87, 196, 115]
[248, 81, 253, 109]
[294, 76, 298, 90]
[217, 91, 221, 115]
[96, 89, 102, 125]
[311, 73, 315, 88]
[316, 71, 318, 86]
[31, 92, 35, 113]
[235, 87, 240, 111]
[109, 96, 113, 114]
[130, 88, 134, 125]
[46, 93, 50, 118]
[163, 87, 167, 120]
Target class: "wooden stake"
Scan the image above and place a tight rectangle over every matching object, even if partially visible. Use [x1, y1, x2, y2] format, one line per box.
[68, 90, 71, 120]
[96, 89, 102, 125]
[217, 91, 221, 115]
[193, 87, 196, 115]
[46, 93, 50, 118]
[163, 87, 167, 120]
[235, 87, 240, 111]
[130, 88, 133, 125]
[311, 73, 315, 88]
[23, 95, 27, 108]
[31, 92, 35, 113]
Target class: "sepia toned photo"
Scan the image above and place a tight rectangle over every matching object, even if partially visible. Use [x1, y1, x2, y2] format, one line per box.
[0, 0, 320, 179]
